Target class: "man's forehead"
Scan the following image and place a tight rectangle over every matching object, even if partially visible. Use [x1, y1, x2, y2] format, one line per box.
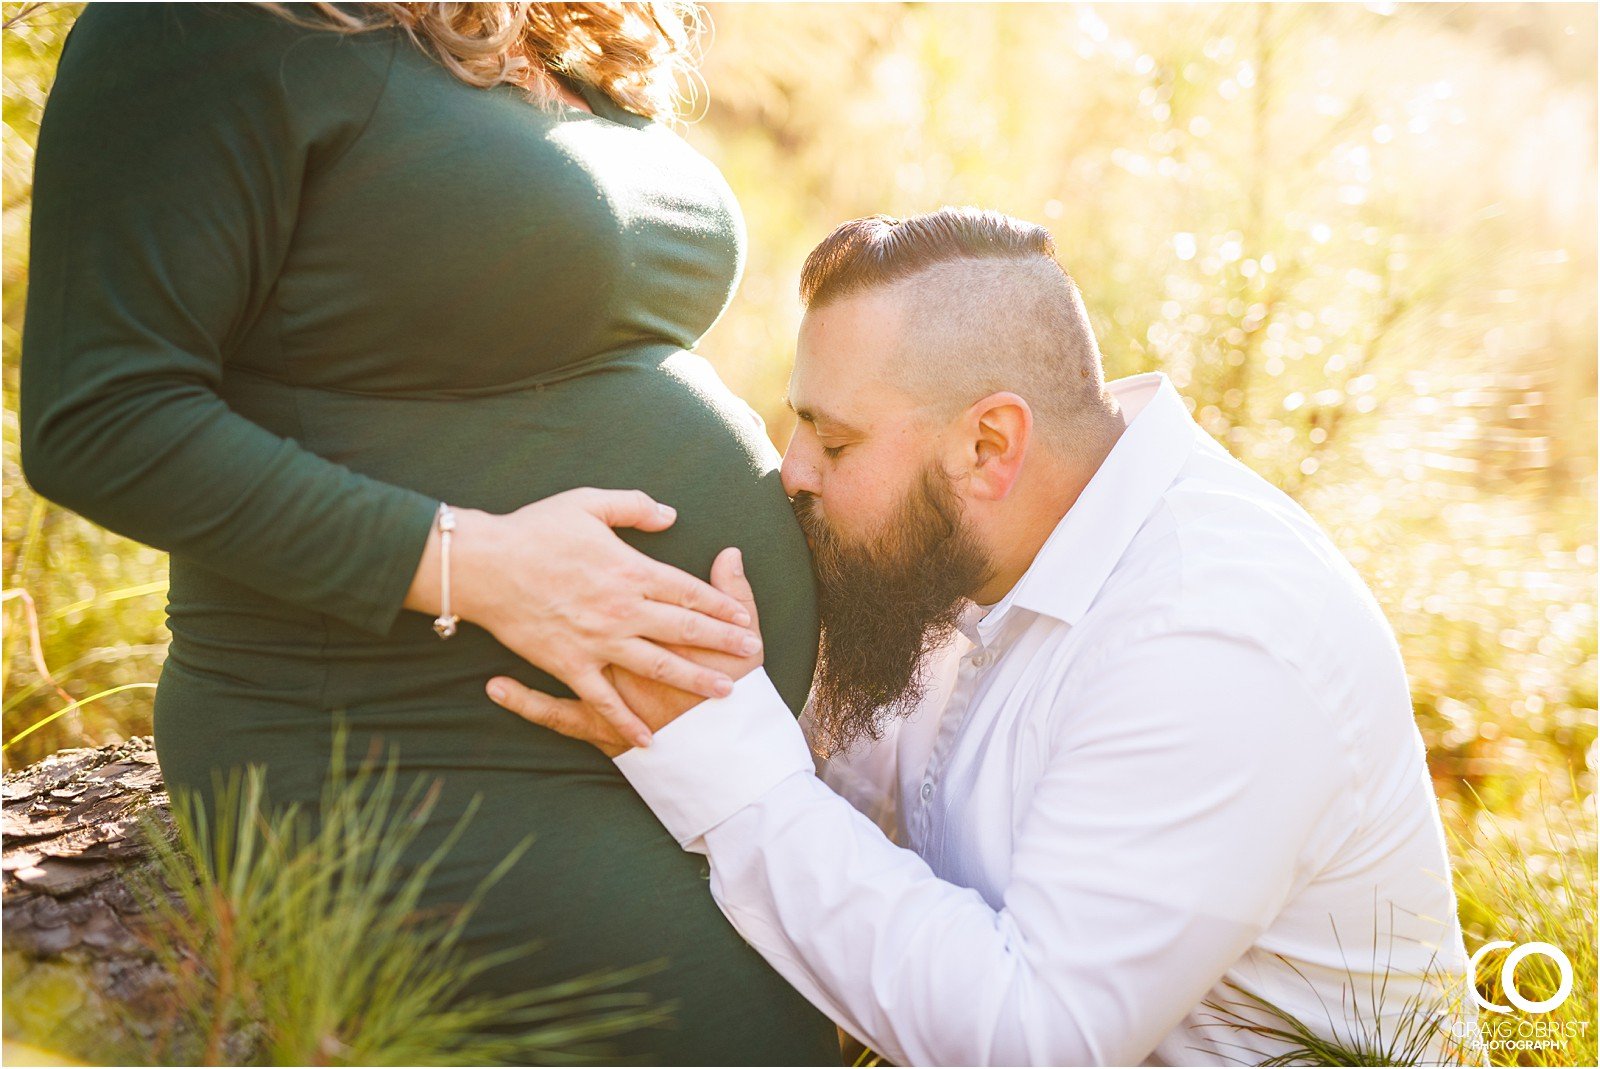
[790, 312, 865, 430]
[787, 356, 933, 441]
[793, 290, 907, 398]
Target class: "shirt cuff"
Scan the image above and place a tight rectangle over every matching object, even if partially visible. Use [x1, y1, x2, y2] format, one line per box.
[613, 667, 814, 848]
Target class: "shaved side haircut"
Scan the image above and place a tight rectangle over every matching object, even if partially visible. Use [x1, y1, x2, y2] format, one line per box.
[799, 208, 1121, 461]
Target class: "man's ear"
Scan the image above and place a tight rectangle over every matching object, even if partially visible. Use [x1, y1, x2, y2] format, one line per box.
[959, 392, 1032, 501]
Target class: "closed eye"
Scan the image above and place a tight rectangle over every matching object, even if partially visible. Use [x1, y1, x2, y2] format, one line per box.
[822, 444, 847, 459]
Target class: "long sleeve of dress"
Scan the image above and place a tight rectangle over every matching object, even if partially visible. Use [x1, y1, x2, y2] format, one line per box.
[19, 3, 439, 636]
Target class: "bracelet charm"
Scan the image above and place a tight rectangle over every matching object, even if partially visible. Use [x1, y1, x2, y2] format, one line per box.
[432, 502, 460, 639]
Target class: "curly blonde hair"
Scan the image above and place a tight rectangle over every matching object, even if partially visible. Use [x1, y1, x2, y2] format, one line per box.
[254, 2, 705, 123]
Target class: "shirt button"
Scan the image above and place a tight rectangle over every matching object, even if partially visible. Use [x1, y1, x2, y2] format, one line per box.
[971, 652, 991, 668]
[920, 781, 934, 801]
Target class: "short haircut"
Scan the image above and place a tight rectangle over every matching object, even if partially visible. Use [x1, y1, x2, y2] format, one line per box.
[798, 207, 1115, 459]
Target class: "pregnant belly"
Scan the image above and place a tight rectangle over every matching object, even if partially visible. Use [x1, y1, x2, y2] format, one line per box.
[172, 345, 819, 731]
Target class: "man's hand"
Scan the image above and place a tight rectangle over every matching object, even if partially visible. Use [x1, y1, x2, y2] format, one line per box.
[486, 546, 764, 756]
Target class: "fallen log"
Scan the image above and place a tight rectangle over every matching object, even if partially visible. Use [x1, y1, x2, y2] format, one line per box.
[2, 736, 176, 1050]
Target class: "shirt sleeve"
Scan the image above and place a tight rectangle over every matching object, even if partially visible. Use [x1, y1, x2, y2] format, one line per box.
[18, 3, 438, 636]
[614, 668, 816, 845]
[616, 630, 1356, 1066]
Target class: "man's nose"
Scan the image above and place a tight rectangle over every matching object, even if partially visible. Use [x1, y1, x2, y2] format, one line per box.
[780, 442, 818, 500]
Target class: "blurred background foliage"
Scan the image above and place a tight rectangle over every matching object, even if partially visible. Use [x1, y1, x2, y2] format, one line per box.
[2, 2, 1596, 1061]
[681, 2, 1598, 827]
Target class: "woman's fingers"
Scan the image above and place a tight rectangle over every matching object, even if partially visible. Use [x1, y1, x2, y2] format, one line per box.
[569, 487, 747, 622]
[571, 489, 750, 625]
[573, 487, 679, 533]
[636, 601, 762, 658]
[643, 559, 752, 627]
[487, 676, 629, 756]
[564, 667, 653, 749]
[476, 495, 760, 748]
[614, 638, 734, 699]
[490, 551, 764, 755]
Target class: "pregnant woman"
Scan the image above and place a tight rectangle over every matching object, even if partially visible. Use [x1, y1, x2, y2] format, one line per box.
[20, 3, 836, 1063]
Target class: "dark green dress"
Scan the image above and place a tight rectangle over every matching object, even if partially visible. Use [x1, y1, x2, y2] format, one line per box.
[20, 4, 835, 1063]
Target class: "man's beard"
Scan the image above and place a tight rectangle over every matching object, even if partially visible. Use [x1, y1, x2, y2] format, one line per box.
[793, 463, 996, 757]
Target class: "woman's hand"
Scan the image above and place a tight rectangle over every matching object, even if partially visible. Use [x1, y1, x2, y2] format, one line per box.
[484, 546, 763, 757]
[406, 488, 761, 749]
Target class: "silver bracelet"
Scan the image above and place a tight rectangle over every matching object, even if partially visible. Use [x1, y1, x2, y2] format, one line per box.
[432, 502, 460, 639]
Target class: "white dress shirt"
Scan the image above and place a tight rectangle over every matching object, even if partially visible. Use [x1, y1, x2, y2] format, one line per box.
[615, 372, 1473, 1066]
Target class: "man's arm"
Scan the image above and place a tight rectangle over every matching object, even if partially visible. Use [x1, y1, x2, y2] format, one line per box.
[612, 628, 1355, 1066]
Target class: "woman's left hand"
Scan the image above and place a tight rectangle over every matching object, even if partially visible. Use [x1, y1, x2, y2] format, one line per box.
[486, 546, 764, 756]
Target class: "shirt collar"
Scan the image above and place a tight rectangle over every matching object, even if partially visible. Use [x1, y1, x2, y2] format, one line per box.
[967, 371, 1197, 647]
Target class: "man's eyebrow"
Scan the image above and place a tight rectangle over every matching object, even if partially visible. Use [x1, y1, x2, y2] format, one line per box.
[784, 394, 860, 435]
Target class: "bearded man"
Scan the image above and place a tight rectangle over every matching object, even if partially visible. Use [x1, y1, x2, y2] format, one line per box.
[488, 208, 1474, 1067]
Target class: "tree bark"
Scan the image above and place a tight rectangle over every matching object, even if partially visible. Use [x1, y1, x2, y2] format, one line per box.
[3, 735, 176, 1025]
